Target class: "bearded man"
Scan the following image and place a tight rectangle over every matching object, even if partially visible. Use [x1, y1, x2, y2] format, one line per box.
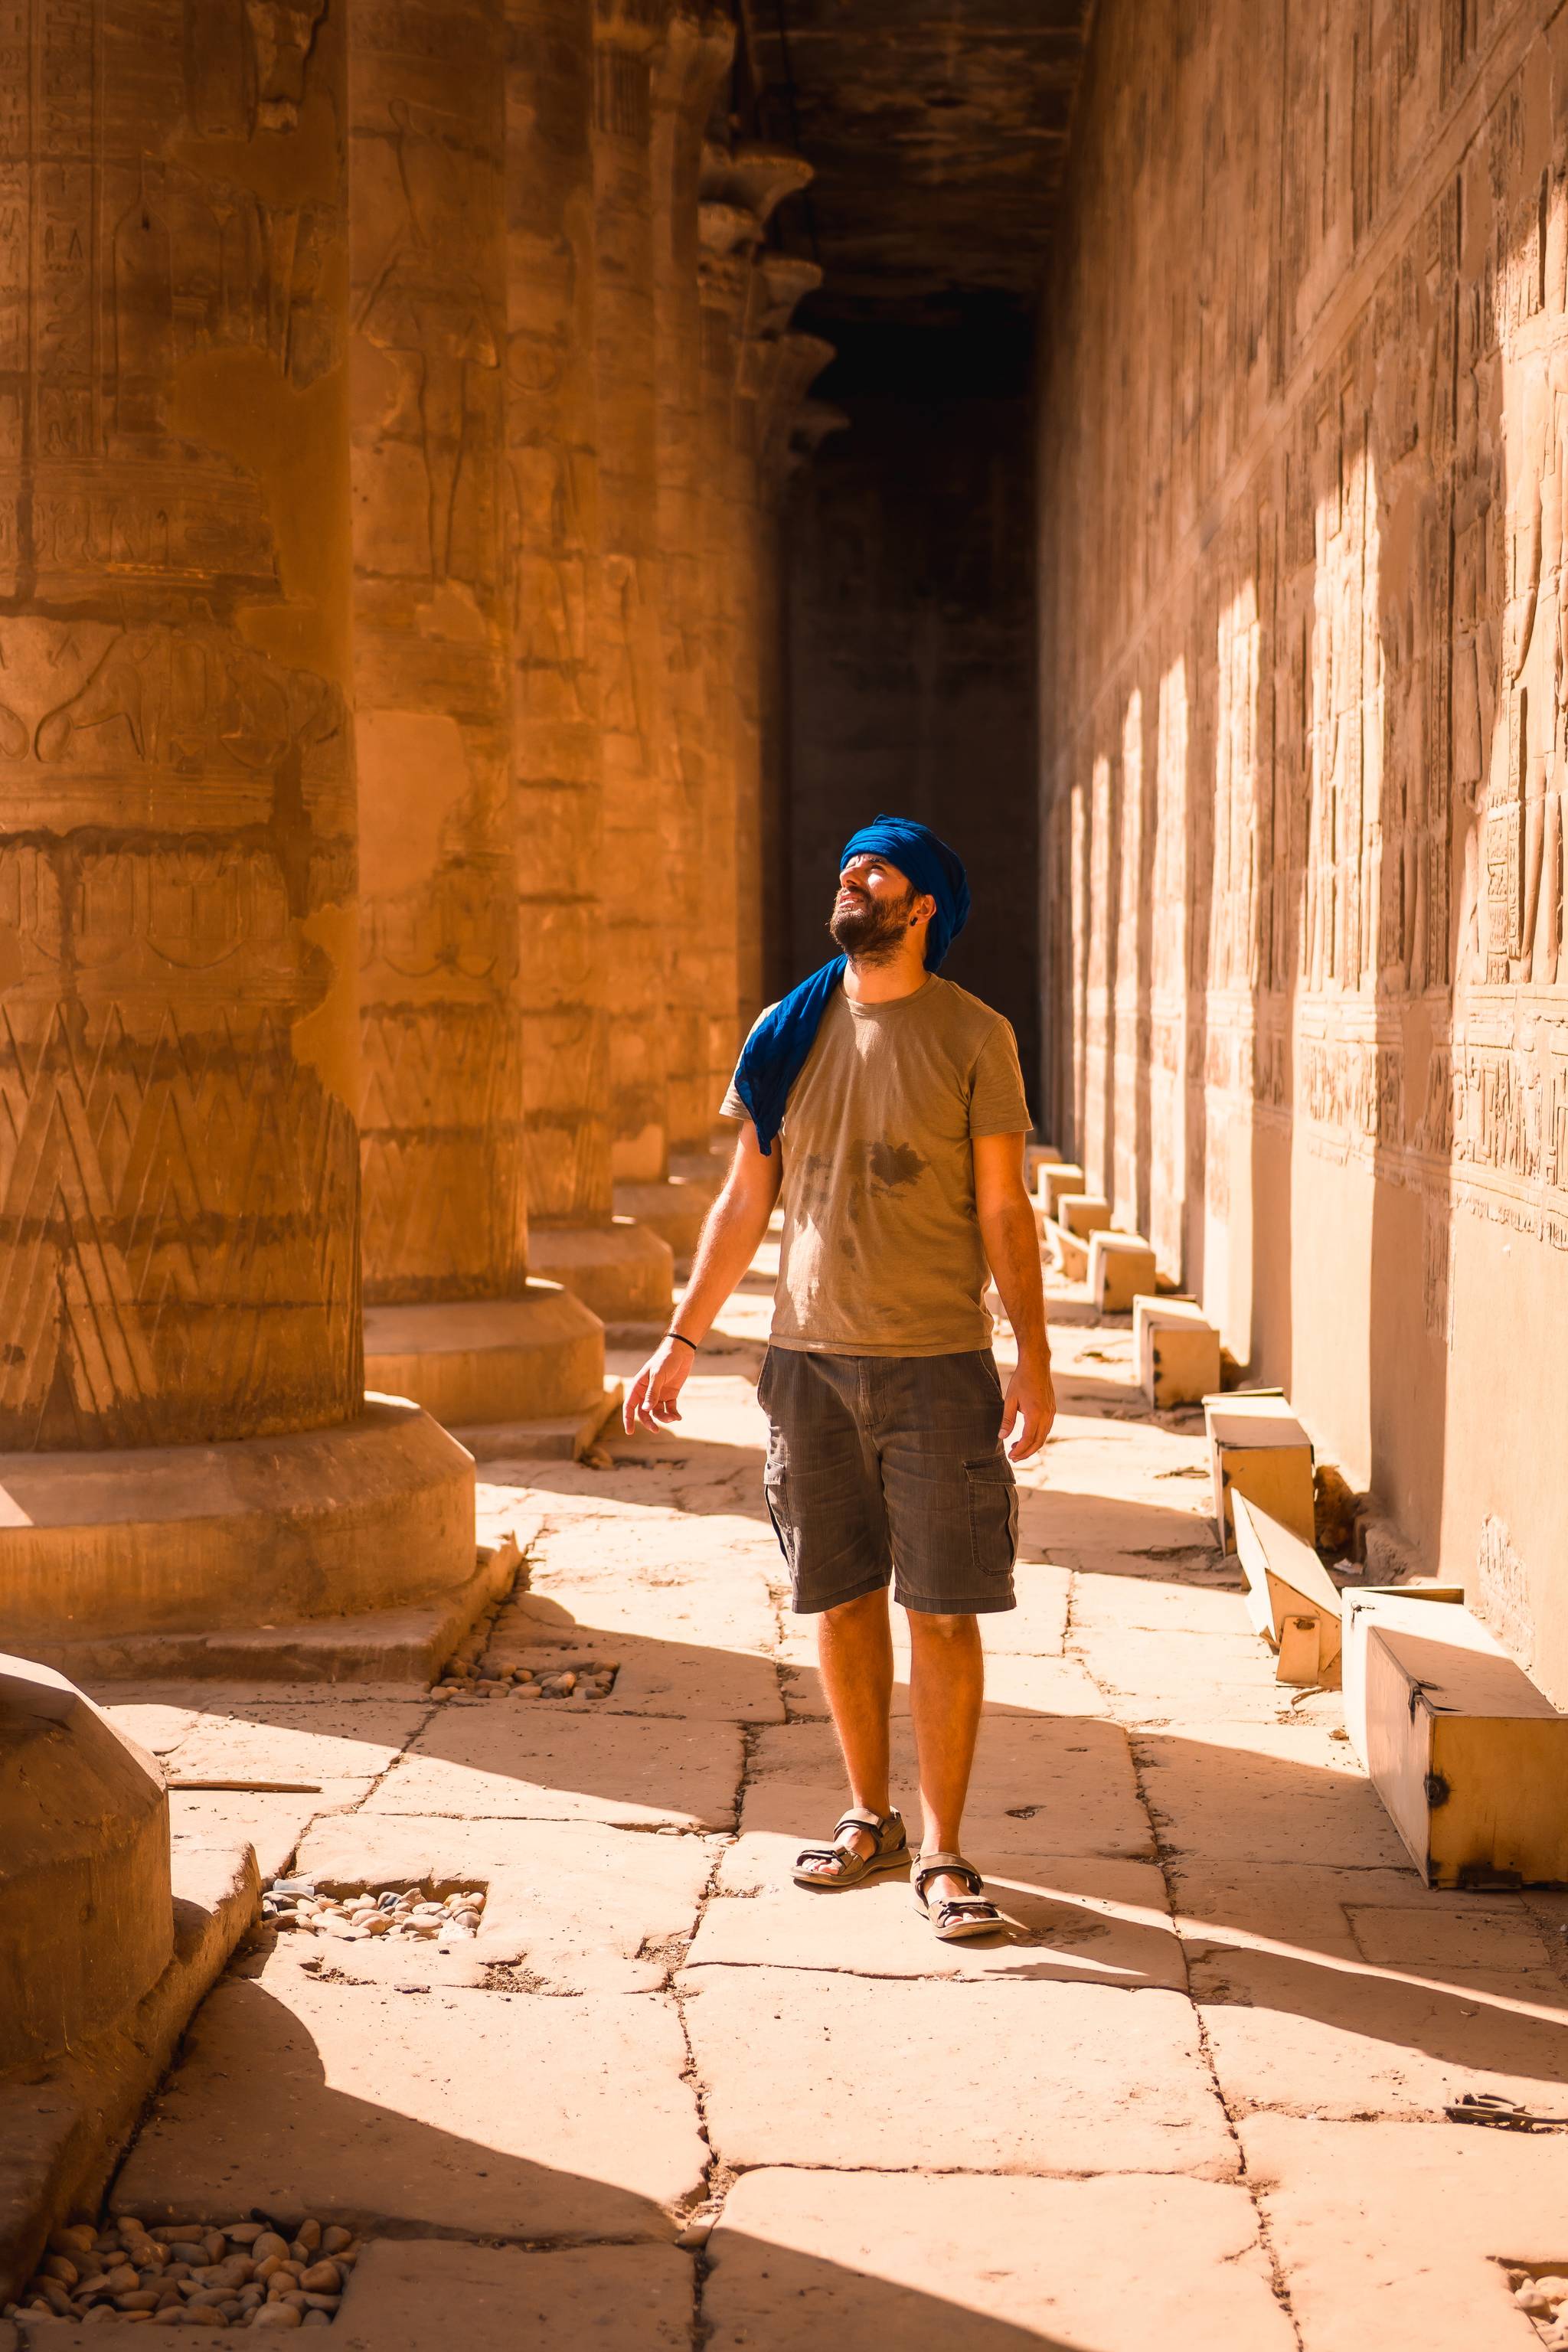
[624, 816, 1055, 1942]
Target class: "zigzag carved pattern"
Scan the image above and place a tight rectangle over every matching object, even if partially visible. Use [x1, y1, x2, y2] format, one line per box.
[358, 998, 526, 1298]
[0, 1001, 361, 1450]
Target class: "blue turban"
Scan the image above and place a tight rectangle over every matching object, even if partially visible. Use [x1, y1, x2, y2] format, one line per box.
[732, 815, 970, 1155]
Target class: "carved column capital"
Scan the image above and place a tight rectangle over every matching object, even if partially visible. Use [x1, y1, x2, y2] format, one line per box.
[755, 329, 836, 490]
[700, 139, 814, 224]
[652, 4, 734, 131]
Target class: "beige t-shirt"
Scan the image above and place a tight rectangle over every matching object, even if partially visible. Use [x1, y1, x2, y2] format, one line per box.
[721, 975, 1031, 1356]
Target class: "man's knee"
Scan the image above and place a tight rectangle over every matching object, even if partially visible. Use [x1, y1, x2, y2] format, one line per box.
[820, 1589, 889, 1632]
[906, 1610, 978, 1642]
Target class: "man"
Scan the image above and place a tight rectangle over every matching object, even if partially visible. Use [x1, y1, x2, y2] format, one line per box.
[624, 815, 1055, 1942]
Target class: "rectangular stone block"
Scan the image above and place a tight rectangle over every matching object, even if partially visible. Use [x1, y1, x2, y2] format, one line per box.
[1059, 1191, 1112, 1240]
[1341, 1585, 1465, 1767]
[1037, 1162, 1085, 1217]
[1134, 1297, 1221, 1408]
[1231, 1492, 1342, 1688]
[1086, 1230, 1158, 1312]
[1363, 1609, 1568, 1886]
[1204, 1393, 1315, 1547]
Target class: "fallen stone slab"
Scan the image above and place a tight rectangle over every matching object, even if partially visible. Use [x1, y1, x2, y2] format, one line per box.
[685, 1968, 1235, 2177]
[364, 1710, 743, 1831]
[112, 1973, 706, 2240]
[688, 1855, 1181, 1987]
[1241, 2115, 1568, 2352]
[704, 2167, 1295, 2352]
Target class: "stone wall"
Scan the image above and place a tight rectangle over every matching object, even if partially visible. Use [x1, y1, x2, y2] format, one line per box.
[1038, 0, 1568, 1690]
[785, 337, 1040, 1094]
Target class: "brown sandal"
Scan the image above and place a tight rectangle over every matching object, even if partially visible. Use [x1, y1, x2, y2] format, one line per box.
[912, 1851, 1004, 1942]
[792, 1807, 909, 1890]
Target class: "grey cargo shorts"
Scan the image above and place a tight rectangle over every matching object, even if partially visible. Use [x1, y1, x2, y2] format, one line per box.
[757, 1345, 1019, 1615]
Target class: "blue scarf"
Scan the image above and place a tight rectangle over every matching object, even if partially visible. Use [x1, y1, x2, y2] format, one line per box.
[733, 815, 971, 1155]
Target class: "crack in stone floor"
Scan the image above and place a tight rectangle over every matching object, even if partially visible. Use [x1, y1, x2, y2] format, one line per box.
[15, 1250, 1568, 2347]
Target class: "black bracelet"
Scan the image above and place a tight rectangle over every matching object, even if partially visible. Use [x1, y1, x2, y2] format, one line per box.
[664, 1331, 697, 1351]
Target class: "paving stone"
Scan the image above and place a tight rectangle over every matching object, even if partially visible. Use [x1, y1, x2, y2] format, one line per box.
[151, 1699, 430, 1783]
[732, 1718, 1155, 1867]
[364, 1709, 743, 1830]
[687, 1856, 1181, 1985]
[703, 2169, 1295, 2351]
[779, 1650, 1106, 1721]
[686, 1967, 1235, 2177]
[332, 2241, 693, 2351]
[1196, 1942, 1568, 2120]
[113, 1971, 705, 2238]
[1070, 1573, 1250, 1637]
[1242, 2115, 1568, 2350]
[170, 1791, 354, 1881]
[292, 1812, 710, 1991]
[1133, 1723, 1410, 1867]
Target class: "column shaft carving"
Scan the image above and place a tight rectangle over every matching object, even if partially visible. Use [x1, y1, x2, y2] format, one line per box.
[0, 0, 362, 1448]
[652, 7, 734, 1149]
[506, 0, 611, 1227]
[351, 0, 522, 1306]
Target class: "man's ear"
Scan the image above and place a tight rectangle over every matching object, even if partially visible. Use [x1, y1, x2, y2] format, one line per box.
[910, 893, 936, 929]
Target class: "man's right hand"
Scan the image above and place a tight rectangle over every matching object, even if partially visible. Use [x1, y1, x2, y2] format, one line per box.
[624, 1338, 694, 1435]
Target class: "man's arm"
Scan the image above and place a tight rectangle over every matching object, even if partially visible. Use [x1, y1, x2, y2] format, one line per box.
[972, 1130, 1056, 1462]
[623, 1122, 783, 1434]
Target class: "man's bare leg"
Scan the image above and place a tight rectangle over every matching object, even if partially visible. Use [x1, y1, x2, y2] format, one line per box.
[906, 1610, 985, 1906]
[797, 1589, 896, 1877]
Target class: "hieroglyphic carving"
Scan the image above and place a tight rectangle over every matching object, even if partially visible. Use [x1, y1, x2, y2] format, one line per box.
[0, 0, 361, 1450]
[351, 0, 523, 1303]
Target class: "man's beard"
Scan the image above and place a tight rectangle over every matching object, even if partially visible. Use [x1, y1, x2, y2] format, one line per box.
[828, 883, 914, 962]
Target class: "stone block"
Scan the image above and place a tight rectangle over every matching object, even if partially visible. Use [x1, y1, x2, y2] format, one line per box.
[1361, 1607, 1568, 1886]
[1232, 1494, 1344, 1687]
[1059, 1191, 1112, 1240]
[525, 1221, 674, 1324]
[1135, 1296, 1222, 1407]
[1204, 1393, 1315, 1546]
[0, 1659, 172, 2075]
[1087, 1230, 1158, 1312]
[1037, 1162, 1085, 1217]
[362, 1286, 607, 1429]
[0, 1401, 477, 1677]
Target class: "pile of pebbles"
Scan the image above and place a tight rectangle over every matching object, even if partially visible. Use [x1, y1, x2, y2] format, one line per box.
[1513, 2269, 1568, 2346]
[427, 1657, 617, 1702]
[262, 1881, 487, 1942]
[8, 2214, 361, 2329]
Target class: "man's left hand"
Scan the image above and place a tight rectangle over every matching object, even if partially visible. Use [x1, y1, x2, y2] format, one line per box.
[1001, 1351, 1056, 1462]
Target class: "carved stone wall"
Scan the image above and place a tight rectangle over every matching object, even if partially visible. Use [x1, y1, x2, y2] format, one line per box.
[505, 0, 612, 1227]
[351, 0, 522, 1305]
[1040, 0, 1568, 1692]
[0, 0, 363, 1446]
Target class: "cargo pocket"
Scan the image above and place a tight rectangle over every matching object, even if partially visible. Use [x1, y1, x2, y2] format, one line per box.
[763, 1464, 795, 1567]
[964, 1455, 1019, 1576]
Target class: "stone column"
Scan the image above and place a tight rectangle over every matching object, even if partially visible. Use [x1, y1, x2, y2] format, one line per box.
[652, 5, 734, 1168]
[697, 143, 813, 1050]
[593, 0, 716, 1264]
[695, 198, 758, 1116]
[350, 0, 612, 1442]
[754, 321, 838, 999]
[504, 0, 673, 1326]
[0, 0, 478, 1677]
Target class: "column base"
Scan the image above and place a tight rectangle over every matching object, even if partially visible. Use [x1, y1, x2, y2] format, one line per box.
[362, 1285, 609, 1428]
[0, 1398, 479, 1680]
[526, 1217, 675, 1323]
[613, 1171, 723, 1267]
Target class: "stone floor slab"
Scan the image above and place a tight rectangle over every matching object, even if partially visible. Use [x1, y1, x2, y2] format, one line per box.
[112, 1969, 706, 2239]
[733, 1718, 1155, 1866]
[703, 2168, 1295, 2351]
[1133, 1724, 1410, 1867]
[156, 1700, 429, 1786]
[364, 1709, 743, 1830]
[686, 1967, 1234, 2176]
[1241, 2115, 1568, 2350]
[291, 1811, 710, 1991]
[688, 1857, 1181, 1985]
